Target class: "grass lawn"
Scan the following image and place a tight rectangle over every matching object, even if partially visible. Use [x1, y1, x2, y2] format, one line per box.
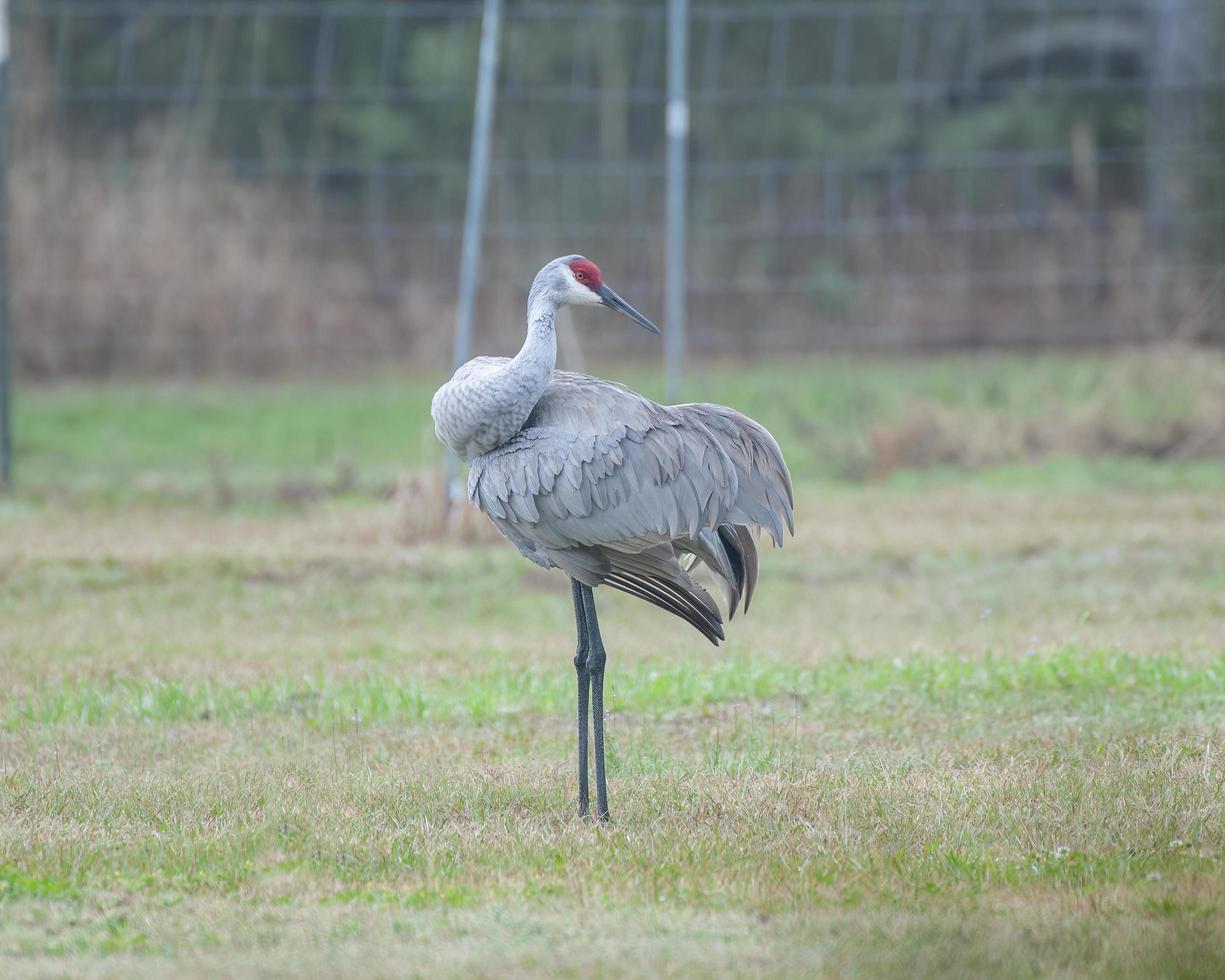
[2, 354, 1224, 976]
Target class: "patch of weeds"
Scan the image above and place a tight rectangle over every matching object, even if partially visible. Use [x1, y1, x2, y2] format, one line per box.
[324, 884, 475, 910]
[0, 865, 79, 901]
[6, 648, 1224, 731]
[98, 912, 151, 954]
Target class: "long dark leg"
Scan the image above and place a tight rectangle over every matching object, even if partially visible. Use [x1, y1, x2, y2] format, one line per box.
[570, 578, 591, 818]
[580, 584, 610, 821]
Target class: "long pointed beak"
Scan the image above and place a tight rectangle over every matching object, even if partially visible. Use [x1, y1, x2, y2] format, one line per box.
[598, 283, 661, 334]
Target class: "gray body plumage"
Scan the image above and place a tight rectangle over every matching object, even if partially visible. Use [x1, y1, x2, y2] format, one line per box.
[431, 257, 794, 644]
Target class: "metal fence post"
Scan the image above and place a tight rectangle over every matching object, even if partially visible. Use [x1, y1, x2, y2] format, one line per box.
[664, 0, 688, 404]
[445, 0, 502, 506]
[0, 0, 11, 489]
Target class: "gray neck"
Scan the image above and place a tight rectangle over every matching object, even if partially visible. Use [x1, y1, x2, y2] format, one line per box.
[433, 282, 562, 460]
[505, 288, 557, 402]
[455, 287, 556, 455]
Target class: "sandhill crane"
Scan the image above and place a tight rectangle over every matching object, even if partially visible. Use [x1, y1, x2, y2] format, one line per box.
[432, 256, 794, 819]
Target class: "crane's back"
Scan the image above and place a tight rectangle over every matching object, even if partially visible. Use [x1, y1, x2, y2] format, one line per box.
[465, 369, 794, 643]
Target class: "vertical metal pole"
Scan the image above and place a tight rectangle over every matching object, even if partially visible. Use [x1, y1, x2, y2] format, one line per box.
[445, 0, 501, 503]
[664, 0, 688, 403]
[0, 0, 11, 488]
[1145, 0, 1205, 340]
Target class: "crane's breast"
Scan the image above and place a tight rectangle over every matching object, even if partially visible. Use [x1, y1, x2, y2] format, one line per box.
[431, 357, 533, 460]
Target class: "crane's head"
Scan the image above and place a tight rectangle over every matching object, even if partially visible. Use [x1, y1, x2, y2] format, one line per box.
[531, 255, 661, 334]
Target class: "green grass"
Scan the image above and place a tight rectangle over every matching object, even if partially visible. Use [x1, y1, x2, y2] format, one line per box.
[13, 349, 1225, 498]
[7, 648, 1225, 730]
[2, 355, 1225, 976]
[13, 377, 440, 496]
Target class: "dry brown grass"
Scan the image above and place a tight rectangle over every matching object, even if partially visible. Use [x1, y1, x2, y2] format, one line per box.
[3, 485, 1224, 688]
[869, 347, 1225, 475]
[1, 482, 1224, 975]
[389, 470, 502, 546]
[11, 49, 1223, 379]
[11, 139, 436, 377]
[870, 401, 1225, 474]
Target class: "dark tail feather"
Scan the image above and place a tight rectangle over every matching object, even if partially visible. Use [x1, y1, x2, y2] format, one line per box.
[548, 542, 729, 646]
[681, 529, 741, 619]
[604, 573, 725, 646]
[714, 524, 760, 617]
[730, 524, 759, 614]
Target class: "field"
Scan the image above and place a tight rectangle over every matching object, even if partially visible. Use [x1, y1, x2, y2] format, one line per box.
[2, 353, 1225, 977]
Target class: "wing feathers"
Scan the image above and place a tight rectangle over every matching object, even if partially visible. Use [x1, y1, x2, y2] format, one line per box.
[466, 371, 793, 640]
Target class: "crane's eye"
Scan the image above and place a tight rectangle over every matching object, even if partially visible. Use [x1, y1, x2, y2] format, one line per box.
[575, 270, 587, 281]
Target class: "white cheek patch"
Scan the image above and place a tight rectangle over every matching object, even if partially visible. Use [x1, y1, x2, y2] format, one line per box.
[567, 273, 601, 305]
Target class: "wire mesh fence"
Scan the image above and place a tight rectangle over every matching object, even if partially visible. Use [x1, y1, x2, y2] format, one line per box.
[8, 0, 1225, 378]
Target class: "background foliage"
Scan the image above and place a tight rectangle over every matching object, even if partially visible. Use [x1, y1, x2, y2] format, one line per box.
[10, 0, 1225, 375]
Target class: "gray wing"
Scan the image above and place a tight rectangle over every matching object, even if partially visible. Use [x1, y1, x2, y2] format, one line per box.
[467, 372, 794, 644]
